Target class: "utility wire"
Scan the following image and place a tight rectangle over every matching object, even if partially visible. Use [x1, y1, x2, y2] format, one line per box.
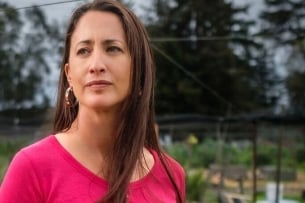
[15, 0, 84, 10]
[151, 35, 252, 42]
[151, 44, 239, 112]
[1, 1, 258, 43]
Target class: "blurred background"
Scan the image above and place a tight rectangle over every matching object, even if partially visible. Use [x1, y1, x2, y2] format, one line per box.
[0, 0, 305, 202]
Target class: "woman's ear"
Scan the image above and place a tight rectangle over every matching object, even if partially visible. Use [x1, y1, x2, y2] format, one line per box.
[64, 63, 71, 83]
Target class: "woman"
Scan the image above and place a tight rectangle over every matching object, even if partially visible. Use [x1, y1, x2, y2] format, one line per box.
[0, 0, 185, 202]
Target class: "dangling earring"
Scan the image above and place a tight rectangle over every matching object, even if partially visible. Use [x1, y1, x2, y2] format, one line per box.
[65, 86, 74, 107]
[138, 89, 142, 96]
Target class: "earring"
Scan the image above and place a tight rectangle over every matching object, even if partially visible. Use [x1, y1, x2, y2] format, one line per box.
[65, 86, 73, 107]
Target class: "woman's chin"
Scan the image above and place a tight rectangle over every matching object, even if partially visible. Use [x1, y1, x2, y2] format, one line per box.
[84, 101, 121, 111]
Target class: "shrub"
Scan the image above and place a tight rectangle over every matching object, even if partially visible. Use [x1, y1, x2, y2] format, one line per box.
[186, 169, 206, 202]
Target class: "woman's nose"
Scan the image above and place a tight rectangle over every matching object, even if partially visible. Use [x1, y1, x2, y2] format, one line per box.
[89, 50, 106, 74]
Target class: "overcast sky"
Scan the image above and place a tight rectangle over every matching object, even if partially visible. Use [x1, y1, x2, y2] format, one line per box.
[5, 0, 263, 22]
[4, 0, 147, 22]
[6, 0, 82, 21]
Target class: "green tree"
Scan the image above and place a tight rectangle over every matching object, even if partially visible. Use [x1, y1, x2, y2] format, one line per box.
[146, 0, 276, 115]
[0, 3, 62, 110]
[260, 0, 305, 115]
[286, 72, 305, 115]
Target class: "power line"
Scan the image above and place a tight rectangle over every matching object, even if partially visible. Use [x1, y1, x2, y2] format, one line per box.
[151, 44, 239, 112]
[15, 0, 84, 10]
[0, 1, 257, 43]
[151, 35, 251, 42]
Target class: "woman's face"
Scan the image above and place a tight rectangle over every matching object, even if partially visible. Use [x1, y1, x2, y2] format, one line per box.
[66, 11, 131, 112]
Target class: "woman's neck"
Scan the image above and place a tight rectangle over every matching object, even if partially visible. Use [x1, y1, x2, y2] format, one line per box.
[70, 106, 118, 154]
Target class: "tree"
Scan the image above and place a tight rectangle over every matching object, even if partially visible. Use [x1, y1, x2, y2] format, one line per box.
[286, 72, 305, 115]
[145, 0, 276, 115]
[0, 3, 62, 110]
[260, 0, 305, 115]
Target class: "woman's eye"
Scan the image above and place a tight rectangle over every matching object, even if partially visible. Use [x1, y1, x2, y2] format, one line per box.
[77, 48, 90, 56]
[107, 46, 122, 53]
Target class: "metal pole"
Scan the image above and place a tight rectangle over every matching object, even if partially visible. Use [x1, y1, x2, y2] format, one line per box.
[252, 121, 257, 203]
[275, 127, 283, 203]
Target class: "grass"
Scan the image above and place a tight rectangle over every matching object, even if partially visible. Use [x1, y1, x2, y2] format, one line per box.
[285, 194, 305, 203]
[0, 155, 10, 181]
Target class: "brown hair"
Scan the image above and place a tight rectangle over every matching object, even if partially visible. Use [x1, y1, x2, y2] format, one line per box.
[53, 0, 183, 202]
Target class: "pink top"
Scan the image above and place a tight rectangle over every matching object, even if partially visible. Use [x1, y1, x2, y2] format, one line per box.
[0, 135, 185, 203]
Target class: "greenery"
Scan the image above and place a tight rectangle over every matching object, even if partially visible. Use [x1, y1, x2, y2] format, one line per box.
[260, 0, 305, 115]
[165, 138, 305, 202]
[167, 138, 303, 170]
[186, 168, 206, 202]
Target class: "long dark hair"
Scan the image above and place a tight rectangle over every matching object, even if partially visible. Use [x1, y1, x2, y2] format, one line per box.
[53, 0, 183, 202]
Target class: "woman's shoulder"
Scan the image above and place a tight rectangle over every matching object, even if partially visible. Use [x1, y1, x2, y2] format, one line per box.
[13, 135, 56, 165]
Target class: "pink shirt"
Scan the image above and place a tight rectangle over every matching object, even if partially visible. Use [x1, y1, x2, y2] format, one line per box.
[0, 135, 185, 203]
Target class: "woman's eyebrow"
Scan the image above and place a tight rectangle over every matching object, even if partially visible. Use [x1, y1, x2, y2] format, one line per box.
[102, 39, 124, 45]
[75, 39, 125, 47]
[75, 39, 93, 46]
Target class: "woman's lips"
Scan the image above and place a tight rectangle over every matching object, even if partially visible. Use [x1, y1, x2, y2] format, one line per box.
[85, 80, 112, 88]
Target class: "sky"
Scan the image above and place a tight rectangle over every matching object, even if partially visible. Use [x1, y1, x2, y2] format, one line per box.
[5, 0, 83, 21]
[5, 0, 264, 22]
[4, 0, 147, 21]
